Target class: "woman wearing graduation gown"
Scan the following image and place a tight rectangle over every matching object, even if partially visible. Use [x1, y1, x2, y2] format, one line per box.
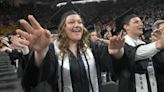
[16, 10, 124, 92]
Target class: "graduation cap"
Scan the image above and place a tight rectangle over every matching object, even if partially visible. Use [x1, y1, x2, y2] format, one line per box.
[50, 1, 87, 27]
[114, 7, 134, 35]
[48, 25, 58, 34]
[87, 24, 95, 33]
[142, 29, 152, 43]
[6, 31, 17, 36]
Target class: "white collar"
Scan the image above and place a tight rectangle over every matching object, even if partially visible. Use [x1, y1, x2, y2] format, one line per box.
[124, 35, 145, 46]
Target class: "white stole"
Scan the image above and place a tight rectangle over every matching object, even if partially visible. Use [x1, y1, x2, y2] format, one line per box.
[125, 35, 157, 92]
[53, 40, 99, 92]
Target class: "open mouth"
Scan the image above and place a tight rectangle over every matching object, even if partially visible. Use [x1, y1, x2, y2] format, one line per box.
[138, 26, 144, 30]
[71, 28, 81, 32]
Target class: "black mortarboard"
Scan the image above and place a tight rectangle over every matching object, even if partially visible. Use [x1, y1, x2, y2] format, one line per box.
[114, 8, 134, 35]
[50, 1, 87, 26]
[6, 31, 17, 36]
[87, 24, 95, 33]
[48, 25, 58, 34]
[143, 29, 152, 43]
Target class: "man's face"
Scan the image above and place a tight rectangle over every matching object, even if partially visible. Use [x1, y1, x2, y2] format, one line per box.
[125, 17, 144, 37]
[150, 22, 164, 42]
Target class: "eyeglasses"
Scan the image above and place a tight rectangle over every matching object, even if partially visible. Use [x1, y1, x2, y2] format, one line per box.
[154, 28, 164, 32]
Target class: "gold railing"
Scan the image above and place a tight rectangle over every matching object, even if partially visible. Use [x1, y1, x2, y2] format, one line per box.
[0, 27, 15, 36]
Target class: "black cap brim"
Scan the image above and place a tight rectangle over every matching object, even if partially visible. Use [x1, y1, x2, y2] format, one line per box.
[114, 8, 134, 35]
[48, 25, 58, 34]
[87, 24, 95, 33]
[50, 1, 86, 27]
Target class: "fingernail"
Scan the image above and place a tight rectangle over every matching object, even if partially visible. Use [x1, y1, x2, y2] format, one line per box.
[19, 19, 25, 23]
[28, 15, 33, 19]
[16, 29, 20, 33]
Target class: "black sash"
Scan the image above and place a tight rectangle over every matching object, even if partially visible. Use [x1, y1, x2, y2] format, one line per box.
[68, 49, 90, 92]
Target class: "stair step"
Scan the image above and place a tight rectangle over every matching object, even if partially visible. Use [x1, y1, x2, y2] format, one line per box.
[0, 77, 18, 83]
[0, 81, 17, 90]
[0, 57, 11, 61]
[0, 78, 18, 83]
[0, 65, 14, 69]
[0, 70, 16, 77]
[0, 62, 11, 66]
[0, 74, 17, 81]
[0, 79, 23, 92]
[0, 66, 15, 72]
[0, 52, 9, 56]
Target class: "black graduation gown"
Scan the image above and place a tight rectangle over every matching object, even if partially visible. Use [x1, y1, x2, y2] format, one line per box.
[8, 49, 29, 78]
[153, 50, 164, 92]
[21, 44, 58, 92]
[113, 43, 150, 92]
[21, 43, 114, 92]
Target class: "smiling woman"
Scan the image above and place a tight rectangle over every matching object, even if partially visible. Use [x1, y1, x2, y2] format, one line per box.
[15, 4, 124, 92]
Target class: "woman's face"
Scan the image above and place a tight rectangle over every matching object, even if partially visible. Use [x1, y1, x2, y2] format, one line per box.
[64, 14, 84, 42]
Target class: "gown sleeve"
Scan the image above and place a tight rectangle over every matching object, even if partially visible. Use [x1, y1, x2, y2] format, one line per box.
[91, 42, 113, 73]
[153, 50, 164, 72]
[21, 44, 58, 92]
[113, 43, 150, 77]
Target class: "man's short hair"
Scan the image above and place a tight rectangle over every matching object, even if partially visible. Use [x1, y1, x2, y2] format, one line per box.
[152, 20, 164, 31]
[121, 14, 138, 26]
